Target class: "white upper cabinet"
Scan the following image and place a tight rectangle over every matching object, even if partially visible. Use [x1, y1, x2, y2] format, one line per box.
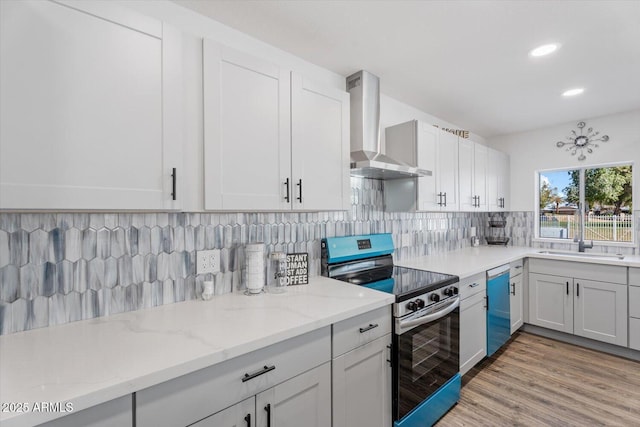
[384, 121, 458, 211]
[459, 139, 488, 211]
[0, 0, 183, 210]
[487, 148, 510, 211]
[291, 73, 350, 211]
[203, 40, 291, 211]
[203, 41, 349, 211]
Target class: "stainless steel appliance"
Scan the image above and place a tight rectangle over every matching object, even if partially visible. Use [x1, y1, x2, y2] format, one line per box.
[346, 70, 432, 180]
[322, 234, 461, 427]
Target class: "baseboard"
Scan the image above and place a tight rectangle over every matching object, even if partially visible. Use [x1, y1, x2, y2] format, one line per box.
[522, 324, 640, 362]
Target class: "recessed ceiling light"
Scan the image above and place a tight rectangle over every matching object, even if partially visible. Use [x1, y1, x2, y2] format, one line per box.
[562, 88, 585, 97]
[529, 43, 559, 57]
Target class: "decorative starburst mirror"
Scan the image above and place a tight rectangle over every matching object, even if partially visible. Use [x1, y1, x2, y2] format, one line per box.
[556, 121, 609, 161]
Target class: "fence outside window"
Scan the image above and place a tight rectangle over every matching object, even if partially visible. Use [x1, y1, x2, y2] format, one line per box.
[539, 214, 633, 243]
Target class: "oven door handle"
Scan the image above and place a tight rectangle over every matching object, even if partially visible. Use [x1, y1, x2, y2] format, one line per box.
[396, 298, 459, 335]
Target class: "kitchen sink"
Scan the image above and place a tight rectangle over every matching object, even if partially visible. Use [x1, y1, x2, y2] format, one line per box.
[537, 250, 625, 260]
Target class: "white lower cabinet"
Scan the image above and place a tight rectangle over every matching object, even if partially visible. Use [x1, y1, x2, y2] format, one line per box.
[38, 395, 132, 427]
[509, 260, 524, 334]
[332, 335, 392, 427]
[191, 397, 254, 427]
[256, 362, 331, 427]
[192, 363, 330, 427]
[459, 273, 487, 376]
[136, 327, 330, 427]
[332, 306, 392, 427]
[528, 259, 628, 347]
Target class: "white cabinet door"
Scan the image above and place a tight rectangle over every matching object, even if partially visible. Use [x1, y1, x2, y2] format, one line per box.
[191, 398, 254, 427]
[460, 291, 487, 376]
[203, 40, 291, 210]
[473, 142, 488, 211]
[488, 149, 509, 211]
[497, 150, 510, 211]
[39, 395, 131, 427]
[256, 362, 331, 427]
[510, 274, 523, 334]
[291, 73, 349, 211]
[528, 273, 573, 333]
[415, 123, 440, 210]
[438, 130, 459, 211]
[332, 335, 392, 427]
[458, 139, 475, 211]
[0, 0, 182, 210]
[574, 279, 628, 346]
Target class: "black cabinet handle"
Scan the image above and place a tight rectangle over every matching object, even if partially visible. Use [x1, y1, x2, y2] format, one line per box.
[566, 281, 569, 295]
[171, 168, 177, 201]
[437, 192, 443, 206]
[485, 295, 489, 311]
[264, 404, 271, 427]
[577, 283, 580, 297]
[284, 178, 290, 203]
[443, 192, 447, 207]
[242, 365, 275, 382]
[359, 323, 379, 333]
[296, 179, 303, 203]
[511, 282, 515, 295]
[470, 282, 480, 288]
[244, 414, 251, 427]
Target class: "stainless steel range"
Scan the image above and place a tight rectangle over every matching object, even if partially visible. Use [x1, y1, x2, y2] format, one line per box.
[321, 233, 461, 427]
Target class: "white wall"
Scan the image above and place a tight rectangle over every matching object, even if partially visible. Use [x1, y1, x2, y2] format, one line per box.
[489, 109, 640, 211]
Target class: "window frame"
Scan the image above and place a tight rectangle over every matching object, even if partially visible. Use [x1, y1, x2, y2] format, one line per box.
[534, 161, 635, 247]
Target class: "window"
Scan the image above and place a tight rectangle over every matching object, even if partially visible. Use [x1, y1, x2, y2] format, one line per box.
[538, 164, 633, 243]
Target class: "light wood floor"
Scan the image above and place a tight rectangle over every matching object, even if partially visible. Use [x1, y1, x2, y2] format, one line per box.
[437, 332, 640, 426]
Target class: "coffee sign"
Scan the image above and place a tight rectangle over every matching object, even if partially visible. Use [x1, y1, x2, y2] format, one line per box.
[285, 252, 308, 285]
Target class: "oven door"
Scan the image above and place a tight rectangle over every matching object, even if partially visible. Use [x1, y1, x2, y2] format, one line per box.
[393, 298, 460, 422]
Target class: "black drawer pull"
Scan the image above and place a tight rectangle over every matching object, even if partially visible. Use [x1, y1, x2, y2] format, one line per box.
[242, 365, 275, 382]
[359, 323, 379, 333]
[469, 282, 481, 288]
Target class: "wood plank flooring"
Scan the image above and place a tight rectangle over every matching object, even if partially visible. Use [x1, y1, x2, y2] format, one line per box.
[437, 332, 640, 426]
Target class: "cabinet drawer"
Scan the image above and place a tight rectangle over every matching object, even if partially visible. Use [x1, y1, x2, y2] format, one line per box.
[529, 258, 626, 284]
[630, 286, 640, 318]
[459, 272, 486, 301]
[510, 259, 524, 278]
[629, 267, 640, 287]
[630, 318, 640, 351]
[136, 327, 330, 427]
[332, 306, 391, 357]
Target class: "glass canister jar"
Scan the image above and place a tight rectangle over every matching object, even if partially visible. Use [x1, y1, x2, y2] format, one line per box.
[245, 243, 265, 295]
[267, 252, 288, 293]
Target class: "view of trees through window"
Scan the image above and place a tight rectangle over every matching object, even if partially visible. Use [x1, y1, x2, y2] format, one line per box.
[539, 165, 633, 242]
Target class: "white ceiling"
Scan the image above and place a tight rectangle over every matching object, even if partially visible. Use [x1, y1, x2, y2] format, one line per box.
[173, 0, 640, 138]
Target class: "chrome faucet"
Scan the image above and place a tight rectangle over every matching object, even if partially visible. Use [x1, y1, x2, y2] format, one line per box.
[577, 239, 593, 252]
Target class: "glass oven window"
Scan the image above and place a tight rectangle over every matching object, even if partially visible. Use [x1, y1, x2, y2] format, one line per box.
[395, 309, 459, 420]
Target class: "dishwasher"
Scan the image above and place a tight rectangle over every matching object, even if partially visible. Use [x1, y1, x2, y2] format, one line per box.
[486, 264, 511, 356]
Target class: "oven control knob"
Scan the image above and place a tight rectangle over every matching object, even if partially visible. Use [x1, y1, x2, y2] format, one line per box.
[444, 287, 455, 297]
[415, 298, 425, 309]
[406, 301, 418, 312]
[429, 294, 440, 303]
[453, 287, 459, 295]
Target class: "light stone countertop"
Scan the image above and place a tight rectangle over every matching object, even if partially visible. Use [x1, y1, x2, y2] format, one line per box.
[0, 276, 394, 427]
[396, 245, 640, 279]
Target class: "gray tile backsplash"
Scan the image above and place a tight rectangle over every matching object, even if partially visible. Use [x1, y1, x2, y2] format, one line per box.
[1, 177, 636, 335]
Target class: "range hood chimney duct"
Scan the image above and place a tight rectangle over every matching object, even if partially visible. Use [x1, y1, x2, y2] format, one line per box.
[346, 70, 431, 179]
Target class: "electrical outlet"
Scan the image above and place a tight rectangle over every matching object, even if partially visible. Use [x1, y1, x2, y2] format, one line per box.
[197, 249, 220, 274]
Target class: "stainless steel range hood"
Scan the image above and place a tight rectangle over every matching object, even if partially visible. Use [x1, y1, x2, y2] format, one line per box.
[346, 70, 431, 180]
